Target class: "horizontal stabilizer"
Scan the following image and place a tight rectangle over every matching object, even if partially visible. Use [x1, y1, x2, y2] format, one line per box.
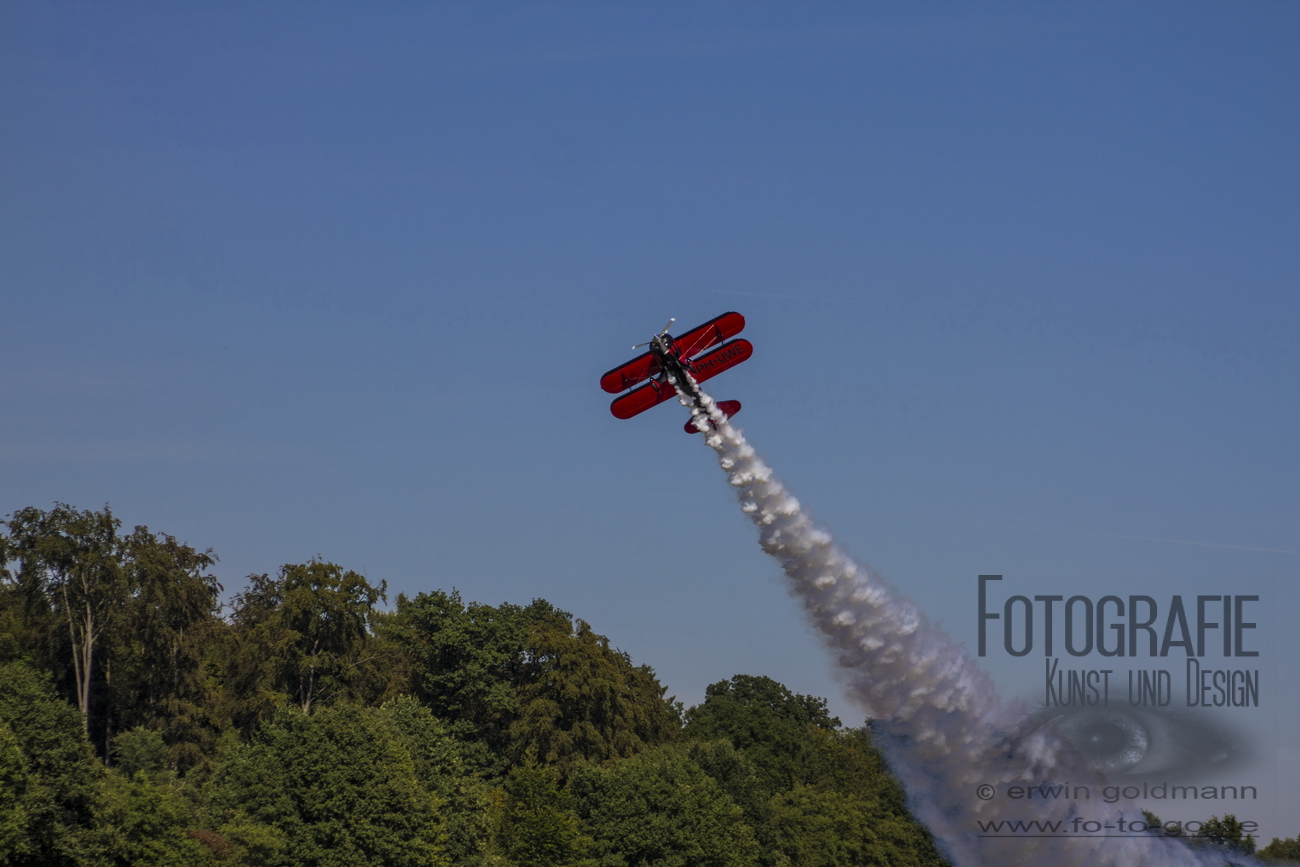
[673, 311, 746, 360]
[609, 379, 678, 420]
[684, 400, 741, 433]
[688, 338, 753, 383]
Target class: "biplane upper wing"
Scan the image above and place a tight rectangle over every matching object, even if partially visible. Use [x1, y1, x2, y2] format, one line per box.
[609, 379, 677, 420]
[599, 352, 662, 394]
[689, 338, 753, 384]
[673, 311, 746, 361]
[599, 311, 744, 394]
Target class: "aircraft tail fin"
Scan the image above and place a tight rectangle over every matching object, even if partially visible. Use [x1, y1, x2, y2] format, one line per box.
[685, 400, 741, 433]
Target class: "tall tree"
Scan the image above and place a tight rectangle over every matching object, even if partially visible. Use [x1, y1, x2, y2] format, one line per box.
[390, 591, 680, 771]
[684, 675, 840, 796]
[113, 528, 223, 767]
[507, 615, 680, 771]
[228, 561, 387, 724]
[386, 591, 559, 752]
[116, 528, 221, 718]
[2, 505, 126, 735]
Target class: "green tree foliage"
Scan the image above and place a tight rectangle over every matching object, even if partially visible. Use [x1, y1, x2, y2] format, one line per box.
[685, 675, 840, 796]
[0, 661, 105, 866]
[0, 579, 39, 665]
[0, 665, 213, 866]
[570, 744, 760, 867]
[227, 561, 387, 725]
[794, 727, 914, 819]
[1141, 809, 1167, 834]
[686, 677, 948, 867]
[507, 615, 679, 772]
[0, 720, 33, 863]
[495, 763, 589, 867]
[110, 728, 172, 780]
[76, 771, 218, 867]
[782, 726, 947, 866]
[1258, 833, 1300, 862]
[112, 528, 222, 764]
[379, 696, 494, 865]
[390, 591, 679, 773]
[386, 591, 562, 750]
[1189, 814, 1256, 856]
[203, 704, 447, 867]
[687, 740, 767, 824]
[0, 507, 224, 762]
[765, 784, 944, 867]
[2, 505, 126, 735]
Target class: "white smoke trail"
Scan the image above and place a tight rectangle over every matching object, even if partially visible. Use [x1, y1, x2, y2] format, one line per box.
[680, 386, 1242, 867]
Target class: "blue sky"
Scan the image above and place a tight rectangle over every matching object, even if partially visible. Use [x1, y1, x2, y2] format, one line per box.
[3, 1, 1297, 839]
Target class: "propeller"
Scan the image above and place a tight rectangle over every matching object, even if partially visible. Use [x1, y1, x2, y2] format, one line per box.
[632, 318, 675, 349]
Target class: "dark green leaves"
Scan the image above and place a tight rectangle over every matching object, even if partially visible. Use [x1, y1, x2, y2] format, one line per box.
[204, 705, 447, 867]
[496, 763, 590, 867]
[228, 561, 388, 723]
[389, 592, 680, 773]
[570, 745, 759, 867]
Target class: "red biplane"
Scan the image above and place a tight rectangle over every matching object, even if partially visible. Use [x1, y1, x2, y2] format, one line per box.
[600, 312, 752, 432]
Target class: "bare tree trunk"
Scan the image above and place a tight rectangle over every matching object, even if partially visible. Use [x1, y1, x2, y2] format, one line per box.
[103, 657, 112, 765]
[303, 662, 315, 714]
[81, 605, 95, 733]
[61, 581, 91, 733]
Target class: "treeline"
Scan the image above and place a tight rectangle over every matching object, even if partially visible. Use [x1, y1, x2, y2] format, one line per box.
[0, 504, 952, 867]
[1141, 808, 1300, 864]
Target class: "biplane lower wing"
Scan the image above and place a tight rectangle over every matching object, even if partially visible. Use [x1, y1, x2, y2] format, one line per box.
[600, 352, 662, 394]
[689, 338, 753, 384]
[673, 311, 746, 361]
[609, 379, 679, 420]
